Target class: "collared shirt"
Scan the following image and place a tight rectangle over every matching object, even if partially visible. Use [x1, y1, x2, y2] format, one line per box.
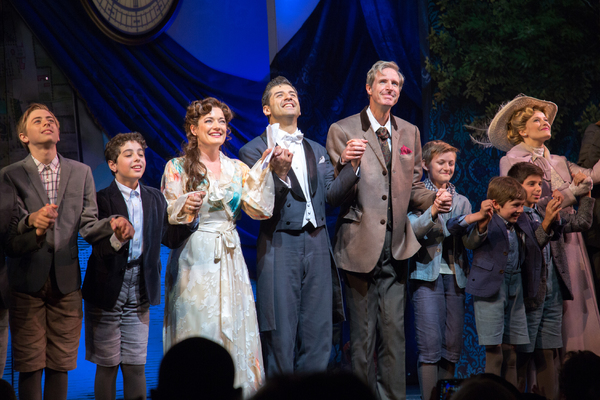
[269, 124, 317, 228]
[109, 180, 144, 261]
[497, 215, 522, 273]
[524, 206, 555, 291]
[367, 106, 392, 149]
[31, 154, 60, 205]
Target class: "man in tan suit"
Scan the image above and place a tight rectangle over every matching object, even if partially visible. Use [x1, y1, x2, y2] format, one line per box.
[326, 61, 451, 400]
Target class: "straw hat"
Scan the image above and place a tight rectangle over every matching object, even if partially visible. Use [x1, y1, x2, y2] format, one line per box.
[487, 94, 558, 152]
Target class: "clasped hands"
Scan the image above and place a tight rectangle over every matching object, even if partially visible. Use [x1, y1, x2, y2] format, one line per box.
[340, 139, 367, 170]
[431, 189, 453, 218]
[29, 203, 135, 243]
[263, 146, 293, 181]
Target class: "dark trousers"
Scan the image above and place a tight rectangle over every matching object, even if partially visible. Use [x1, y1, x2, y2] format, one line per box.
[344, 228, 407, 400]
[260, 226, 333, 376]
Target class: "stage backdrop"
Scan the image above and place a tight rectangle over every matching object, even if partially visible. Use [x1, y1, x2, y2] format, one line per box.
[4, 0, 437, 397]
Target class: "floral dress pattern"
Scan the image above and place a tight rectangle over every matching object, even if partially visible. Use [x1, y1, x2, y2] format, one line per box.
[161, 152, 274, 396]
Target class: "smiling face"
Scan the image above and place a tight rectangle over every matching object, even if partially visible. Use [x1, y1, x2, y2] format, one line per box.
[367, 68, 401, 109]
[519, 110, 551, 147]
[423, 151, 456, 189]
[191, 107, 228, 149]
[494, 198, 525, 223]
[109, 140, 146, 189]
[263, 84, 301, 124]
[521, 175, 543, 207]
[19, 109, 60, 150]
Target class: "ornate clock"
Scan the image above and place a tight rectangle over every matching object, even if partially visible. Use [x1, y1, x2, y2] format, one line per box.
[81, 0, 181, 45]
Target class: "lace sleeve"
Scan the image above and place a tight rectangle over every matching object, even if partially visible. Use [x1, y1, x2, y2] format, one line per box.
[239, 158, 275, 220]
[161, 158, 198, 225]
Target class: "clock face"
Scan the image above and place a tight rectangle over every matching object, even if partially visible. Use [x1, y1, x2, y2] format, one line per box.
[82, 0, 181, 45]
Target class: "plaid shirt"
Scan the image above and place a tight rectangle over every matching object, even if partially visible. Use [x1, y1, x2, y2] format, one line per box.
[32, 154, 60, 205]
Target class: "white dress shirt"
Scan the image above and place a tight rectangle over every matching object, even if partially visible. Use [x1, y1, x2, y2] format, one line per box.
[367, 107, 392, 149]
[269, 124, 317, 228]
[110, 180, 144, 261]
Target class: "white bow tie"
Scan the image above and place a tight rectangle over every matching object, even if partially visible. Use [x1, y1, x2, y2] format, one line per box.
[280, 132, 304, 146]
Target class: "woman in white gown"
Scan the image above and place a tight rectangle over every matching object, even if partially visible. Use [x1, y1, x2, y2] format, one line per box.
[161, 97, 291, 396]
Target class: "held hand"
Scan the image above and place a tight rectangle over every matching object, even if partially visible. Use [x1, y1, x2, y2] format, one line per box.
[551, 189, 564, 203]
[269, 146, 293, 181]
[546, 197, 562, 220]
[477, 201, 493, 233]
[572, 172, 587, 186]
[29, 203, 59, 231]
[261, 148, 273, 159]
[542, 197, 562, 233]
[110, 217, 135, 243]
[183, 192, 205, 216]
[435, 189, 453, 214]
[340, 139, 368, 170]
[479, 199, 494, 221]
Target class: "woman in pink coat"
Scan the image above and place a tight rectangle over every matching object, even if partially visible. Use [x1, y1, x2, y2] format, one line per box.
[487, 95, 600, 358]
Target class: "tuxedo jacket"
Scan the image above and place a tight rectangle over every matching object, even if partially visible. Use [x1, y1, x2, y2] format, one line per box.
[82, 180, 196, 309]
[326, 107, 435, 273]
[1, 154, 114, 295]
[239, 133, 359, 330]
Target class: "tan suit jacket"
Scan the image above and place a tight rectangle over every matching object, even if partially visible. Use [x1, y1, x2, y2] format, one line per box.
[326, 108, 435, 273]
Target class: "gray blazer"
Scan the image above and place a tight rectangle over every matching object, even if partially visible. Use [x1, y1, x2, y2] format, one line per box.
[239, 132, 359, 330]
[1, 154, 113, 294]
[408, 192, 472, 288]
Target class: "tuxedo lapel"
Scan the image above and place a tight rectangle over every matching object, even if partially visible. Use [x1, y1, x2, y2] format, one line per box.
[303, 140, 318, 198]
[55, 155, 71, 209]
[22, 155, 48, 204]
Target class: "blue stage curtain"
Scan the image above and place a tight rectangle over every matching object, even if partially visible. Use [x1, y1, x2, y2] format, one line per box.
[9, 0, 267, 188]
[10, 0, 424, 379]
[271, 0, 422, 143]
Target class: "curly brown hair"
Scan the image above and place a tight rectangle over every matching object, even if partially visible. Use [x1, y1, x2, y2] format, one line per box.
[506, 106, 549, 146]
[104, 132, 147, 176]
[181, 98, 233, 193]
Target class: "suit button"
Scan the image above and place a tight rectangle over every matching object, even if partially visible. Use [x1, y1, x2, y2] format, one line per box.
[380, 219, 385, 225]
[286, 222, 291, 225]
[503, 251, 508, 256]
[499, 270, 504, 274]
[287, 204, 291, 207]
[382, 195, 387, 201]
[382, 170, 387, 176]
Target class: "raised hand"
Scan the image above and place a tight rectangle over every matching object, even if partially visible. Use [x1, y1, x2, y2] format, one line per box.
[551, 189, 564, 203]
[183, 192, 205, 216]
[269, 146, 293, 181]
[476, 199, 494, 233]
[29, 203, 59, 236]
[541, 197, 563, 233]
[341, 139, 368, 170]
[110, 216, 135, 243]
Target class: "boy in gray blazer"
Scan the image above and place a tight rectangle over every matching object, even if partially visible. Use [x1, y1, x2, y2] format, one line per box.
[1, 103, 133, 400]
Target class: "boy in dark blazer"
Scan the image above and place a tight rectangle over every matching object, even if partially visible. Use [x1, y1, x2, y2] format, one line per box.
[82, 132, 196, 400]
[448, 176, 561, 388]
[1, 103, 133, 400]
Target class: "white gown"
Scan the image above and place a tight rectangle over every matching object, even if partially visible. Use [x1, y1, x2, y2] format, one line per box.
[161, 153, 274, 396]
